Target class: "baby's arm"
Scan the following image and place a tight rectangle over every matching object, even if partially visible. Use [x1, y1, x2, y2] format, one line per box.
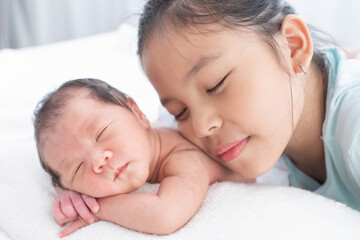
[95, 149, 213, 235]
[57, 149, 252, 236]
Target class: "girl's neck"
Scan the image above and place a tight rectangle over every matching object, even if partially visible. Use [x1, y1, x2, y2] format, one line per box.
[285, 62, 327, 183]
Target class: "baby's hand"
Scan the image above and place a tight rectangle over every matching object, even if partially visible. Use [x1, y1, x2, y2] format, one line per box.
[53, 187, 99, 227]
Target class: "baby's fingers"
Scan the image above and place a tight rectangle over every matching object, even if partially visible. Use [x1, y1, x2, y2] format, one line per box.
[81, 194, 99, 213]
[59, 218, 87, 238]
[53, 198, 75, 226]
[59, 192, 78, 218]
[71, 194, 96, 224]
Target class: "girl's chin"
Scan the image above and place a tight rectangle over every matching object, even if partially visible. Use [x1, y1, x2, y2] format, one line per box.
[229, 160, 273, 179]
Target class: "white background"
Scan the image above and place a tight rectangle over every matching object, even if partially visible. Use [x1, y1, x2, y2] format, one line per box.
[1, 0, 360, 49]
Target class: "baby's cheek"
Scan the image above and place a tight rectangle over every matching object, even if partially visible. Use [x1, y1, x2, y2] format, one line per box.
[80, 176, 103, 197]
[128, 171, 148, 191]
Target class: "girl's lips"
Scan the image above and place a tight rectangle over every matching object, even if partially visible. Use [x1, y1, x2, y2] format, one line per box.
[114, 163, 128, 180]
[215, 137, 250, 162]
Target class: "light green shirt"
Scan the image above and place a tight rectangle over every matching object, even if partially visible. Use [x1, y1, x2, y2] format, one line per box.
[284, 48, 360, 211]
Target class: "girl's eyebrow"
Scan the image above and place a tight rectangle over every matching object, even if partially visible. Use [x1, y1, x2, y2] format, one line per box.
[161, 97, 172, 106]
[161, 54, 222, 106]
[186, 54, 221, 80]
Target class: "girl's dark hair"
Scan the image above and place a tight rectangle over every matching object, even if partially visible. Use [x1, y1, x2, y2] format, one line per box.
[33, 78, 130, 188]
[137, 0, 334, 79]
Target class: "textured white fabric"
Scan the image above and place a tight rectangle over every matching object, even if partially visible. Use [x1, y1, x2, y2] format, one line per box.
[1, 24, 360, 240]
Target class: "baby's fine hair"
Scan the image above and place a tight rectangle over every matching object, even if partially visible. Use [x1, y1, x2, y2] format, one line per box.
[138, 0, 332, 78]
[33, 78, 130, 188]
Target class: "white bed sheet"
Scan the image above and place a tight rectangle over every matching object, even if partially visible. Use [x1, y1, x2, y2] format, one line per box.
[0, 24, 360, 240]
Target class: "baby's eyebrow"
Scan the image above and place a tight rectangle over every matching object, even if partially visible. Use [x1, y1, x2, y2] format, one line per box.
[82, 116, 98, 133]
[58, 156, 74, 184]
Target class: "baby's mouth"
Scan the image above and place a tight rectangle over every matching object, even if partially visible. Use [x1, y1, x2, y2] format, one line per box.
[114, 163, 128, 181]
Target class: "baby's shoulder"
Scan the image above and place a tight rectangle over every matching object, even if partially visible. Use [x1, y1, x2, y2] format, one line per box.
[156, 127, 197, 151]
[155, 128, 204, 176]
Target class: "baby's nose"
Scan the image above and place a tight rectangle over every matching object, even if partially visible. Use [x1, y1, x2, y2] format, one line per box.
[92, 151, 113, 173]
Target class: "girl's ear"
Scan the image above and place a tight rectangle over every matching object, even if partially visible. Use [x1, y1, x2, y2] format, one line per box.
[127, 98, 150, 129]
[280, 15, 313, 74]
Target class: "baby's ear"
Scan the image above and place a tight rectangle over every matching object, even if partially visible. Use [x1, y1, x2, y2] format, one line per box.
[127, 98, 150, 129]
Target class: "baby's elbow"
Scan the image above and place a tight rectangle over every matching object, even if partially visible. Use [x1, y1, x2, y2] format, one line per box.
[151, 212, 185, 235]
[155, 226, 179, 235]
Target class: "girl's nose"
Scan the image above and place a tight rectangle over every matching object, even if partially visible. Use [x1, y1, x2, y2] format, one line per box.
[92, 150, 113, 173]
[192, 108, 222, 138]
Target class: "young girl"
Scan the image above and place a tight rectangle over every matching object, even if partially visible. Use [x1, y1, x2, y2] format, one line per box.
[51, 0, 360, 233]
[34, 78, 250, 237]
[138, 0, 360, 211]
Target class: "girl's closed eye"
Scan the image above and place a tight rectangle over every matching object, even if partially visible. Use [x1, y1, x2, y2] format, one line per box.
[206, 74, 228, 95]
[175, 108, 187, 121]
[174, 74, 229, 120]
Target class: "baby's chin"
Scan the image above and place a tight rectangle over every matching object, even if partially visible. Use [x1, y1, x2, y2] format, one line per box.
[77, 175, 150, 198]
[82, 190, 113, 198]
[71, 187, 111, 198]
[83, 186, 140, 198]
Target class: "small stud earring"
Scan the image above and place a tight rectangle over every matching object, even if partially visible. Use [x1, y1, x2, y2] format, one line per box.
[299, 63, 307, 75]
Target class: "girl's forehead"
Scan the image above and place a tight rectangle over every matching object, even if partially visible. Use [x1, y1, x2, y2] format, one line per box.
[151, 23, 223, 47]
[143, 23, 255, 61]
[142, 25, 253, 77]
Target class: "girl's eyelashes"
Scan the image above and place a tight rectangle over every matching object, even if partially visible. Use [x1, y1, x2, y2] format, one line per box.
[175, 108, 187, 121]
[207, 74, 228, 95]
[173, 74, 229, 120]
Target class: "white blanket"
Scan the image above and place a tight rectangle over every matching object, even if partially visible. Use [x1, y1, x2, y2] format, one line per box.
[1, 24, 360, 240]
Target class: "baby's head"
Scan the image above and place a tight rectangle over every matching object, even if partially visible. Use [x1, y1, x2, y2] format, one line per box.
[34, 78, 153, 197]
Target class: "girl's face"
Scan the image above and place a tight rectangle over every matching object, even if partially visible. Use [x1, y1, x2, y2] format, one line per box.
[40, 91, 153, 197]
[142, 27, 304, 178]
